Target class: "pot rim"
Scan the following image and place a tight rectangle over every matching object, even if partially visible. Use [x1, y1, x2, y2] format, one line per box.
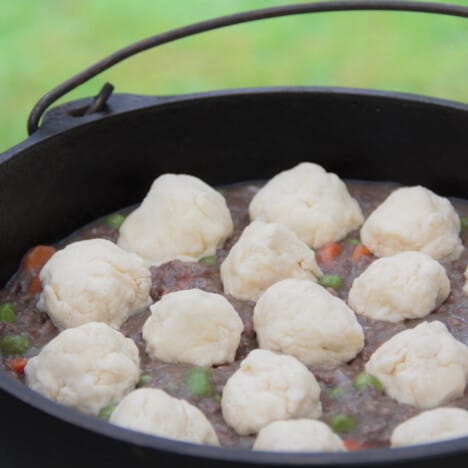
[3, 85, 468, 165]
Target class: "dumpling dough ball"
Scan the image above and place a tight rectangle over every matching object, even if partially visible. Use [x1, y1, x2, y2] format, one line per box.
[249, 162, 364, 248]
[391, 407, 468, 447]
[118, 174, 233, 264]
[25, 322, 140, 415]
[142, 289, 243, 366]
[254, 279, 364, 368]
[253, 419, 346, 452]
[38, 239, 151, 330]
[220, 221, 322, 301]
[365, 321, 468, 409]
[464, 267, 468, 295]
[110, 388, 219, 445]
[348, 252, 450, 322]
[221, 349, 322, 435]
[361, 186, 463, 261]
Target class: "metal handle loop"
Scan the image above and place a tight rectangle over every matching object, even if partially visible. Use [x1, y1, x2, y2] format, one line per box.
[27, 0, 468, 135]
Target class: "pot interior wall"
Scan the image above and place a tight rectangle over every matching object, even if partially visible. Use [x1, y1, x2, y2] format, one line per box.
[0, 89, 467, 285]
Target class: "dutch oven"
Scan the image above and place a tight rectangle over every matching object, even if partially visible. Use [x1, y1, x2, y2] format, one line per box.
[1, 1, 468, 467]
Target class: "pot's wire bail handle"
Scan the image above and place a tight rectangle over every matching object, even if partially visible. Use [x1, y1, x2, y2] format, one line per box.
[27, 0, 468, 135]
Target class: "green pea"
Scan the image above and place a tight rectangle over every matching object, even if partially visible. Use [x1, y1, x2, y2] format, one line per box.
[199, 255, 217, 266]
[328, 413, 356, 434]
[99, 402, 117, 419]
[106, 213, 126, 229]
[165, 382, 178, 394]
[353, 372, 384, 394]
[345, 238, 361, 245]
[0, 303, 16, 323]
[137, 374, 152, 387]
[186, 367, 213, 398]
[328, 386, 344, 399]
[460, 216, 468, 234]
[0, 334, 30, 355]
[319, 274, 343, 290]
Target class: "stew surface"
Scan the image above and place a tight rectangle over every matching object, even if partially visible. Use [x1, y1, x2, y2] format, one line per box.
[1, 180, 467, 449]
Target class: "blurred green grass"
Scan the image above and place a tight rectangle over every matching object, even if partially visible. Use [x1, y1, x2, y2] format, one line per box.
[1, 0, 468, 152]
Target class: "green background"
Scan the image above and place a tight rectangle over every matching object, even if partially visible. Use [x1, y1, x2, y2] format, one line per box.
[1, 0, 468, 153]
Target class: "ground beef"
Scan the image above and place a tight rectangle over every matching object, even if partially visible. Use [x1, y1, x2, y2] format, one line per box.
[150, 261, 223, 300]
[1, 180, 467, 450]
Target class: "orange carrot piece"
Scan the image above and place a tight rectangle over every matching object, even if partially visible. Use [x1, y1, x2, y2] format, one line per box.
[316, 242, 342, 264]
[352, 244, 372, 262]
[343, 439, 368, 451]
[23, 245, 56, 274]
[6, 357, 28, 374]
[28, 276, 43, 294]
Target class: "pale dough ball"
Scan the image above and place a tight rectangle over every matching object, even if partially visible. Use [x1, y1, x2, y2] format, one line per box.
[253, 419, 346, 452]
[254, 279, 364, 368]
[142, 289, 243, 366]
[118, 174, 233, 264]
[220, 221, 322, 301]
[25, 322, 140, 415]
[249, 162, 364, 248]
[38, 239, 151, 330]
[391, 407, 468, 447]
[348, 252, 450, 322]
[365, 321, 468, 409]
[464, 267, 468, 295]
[110, 388, 219, 445]
[361, 186, 463, 261]
[221, 349, 322, 435]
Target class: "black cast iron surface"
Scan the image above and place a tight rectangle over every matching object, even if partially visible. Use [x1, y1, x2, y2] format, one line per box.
[1, 88, 468, 467]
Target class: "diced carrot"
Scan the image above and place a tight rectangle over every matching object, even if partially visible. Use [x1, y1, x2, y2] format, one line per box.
[6, 357, 28, 374]
[316, 242, 342, 264]
[23, 245, 56, 274]
[28, 276, 43, 294]
[352, 244, 372, 262]
[343, 439, 368, 451]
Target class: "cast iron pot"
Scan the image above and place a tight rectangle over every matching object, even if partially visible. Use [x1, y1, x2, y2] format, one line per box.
[1, 2, 468, 467]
